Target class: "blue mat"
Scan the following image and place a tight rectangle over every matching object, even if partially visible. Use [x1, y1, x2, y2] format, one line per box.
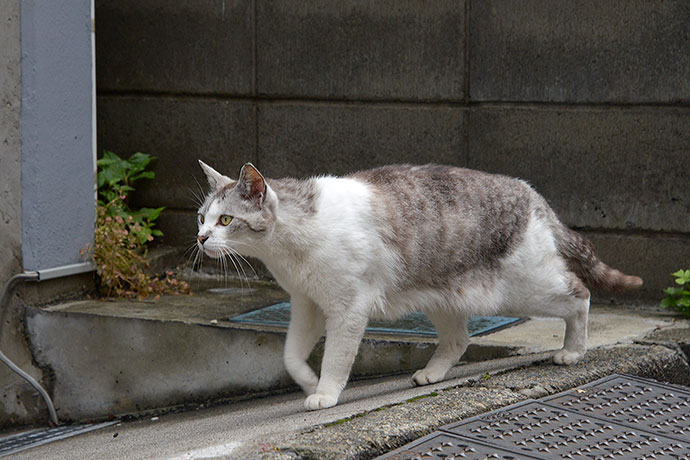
[230, 302, 521, 337]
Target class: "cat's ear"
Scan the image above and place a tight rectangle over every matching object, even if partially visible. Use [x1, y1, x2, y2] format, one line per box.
[198, 160, 233, 190]
[237, 163, 266, 207]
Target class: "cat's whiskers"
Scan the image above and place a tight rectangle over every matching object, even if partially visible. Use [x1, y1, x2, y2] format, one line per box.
[183, 240, 197, 262]
[183, 240, 203, 272]
[185, 238, 253, 291]
[214, 252, 223, 286]
[223, 240, 258, 279]
[220, 249, 231, 287]
[187, 190, 204, 209]
[220, 242, 258, 295]
[188, 176, 207, 208]
[220, 246, 252, 291]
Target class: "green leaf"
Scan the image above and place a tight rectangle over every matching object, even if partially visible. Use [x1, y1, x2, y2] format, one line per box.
[124, 153, 153, 178]
[130, 171, 155, 182]
[128, 152, 154, 167]
[664, 287, 683, 296]
[660, 297, 677, 309]
[133, 208, 155, 218]
[678, 297, 690, 308]
[672, 269, 690, 284]
[151, 229, 164, 237]
[98, 150, 120, 165]
[148, 206, 165, 221]
[137, 228, 152, 244]
[100, 189, 119, 204]
[100, 161, 129, 186]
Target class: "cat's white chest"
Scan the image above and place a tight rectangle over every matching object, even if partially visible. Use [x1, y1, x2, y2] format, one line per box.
[261, 177, 397, 311]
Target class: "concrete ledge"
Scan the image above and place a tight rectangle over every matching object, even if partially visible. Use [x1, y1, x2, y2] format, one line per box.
[25, 308, 290, 421]
[21, 290, 513, 422]
[21, 283, 675, 424]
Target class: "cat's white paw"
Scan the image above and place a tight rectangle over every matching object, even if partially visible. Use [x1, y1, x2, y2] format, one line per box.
[304, 392, 338, 410]
[412, 368, 446, 386]
[304, 393, 338, 410]
[552, 349, 583, 366]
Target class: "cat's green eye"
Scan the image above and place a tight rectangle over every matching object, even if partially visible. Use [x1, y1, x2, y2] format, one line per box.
[220, 215, 233, 226]
[198, 214, 204, 224]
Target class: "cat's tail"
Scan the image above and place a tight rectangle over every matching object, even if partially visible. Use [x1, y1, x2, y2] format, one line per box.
[555, 225, 643, 292]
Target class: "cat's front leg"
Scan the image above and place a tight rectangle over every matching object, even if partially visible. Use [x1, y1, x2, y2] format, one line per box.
[304, 308, 368, 410]
[284, 294, 325, 395]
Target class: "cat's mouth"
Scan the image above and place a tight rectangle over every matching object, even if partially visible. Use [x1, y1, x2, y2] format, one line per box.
[201, 246, 223, 259]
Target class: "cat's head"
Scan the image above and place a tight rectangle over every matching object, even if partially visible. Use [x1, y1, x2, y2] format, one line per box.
[196, 160, 275, 258]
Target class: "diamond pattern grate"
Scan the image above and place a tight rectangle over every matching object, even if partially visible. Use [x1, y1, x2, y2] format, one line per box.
[380, 432, 543, 460]
[377, 374, 690, 460]
[0, 421, 118, 458]
[542, 374, 690, 443]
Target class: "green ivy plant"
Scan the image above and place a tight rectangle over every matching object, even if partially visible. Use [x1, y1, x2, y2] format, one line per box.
[660, 269, 690, 317]
[83, 151, 190, 299]
[97, 150, 165, 244]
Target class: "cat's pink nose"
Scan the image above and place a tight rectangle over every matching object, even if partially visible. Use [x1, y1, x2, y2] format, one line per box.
[197, 234, 209, 245]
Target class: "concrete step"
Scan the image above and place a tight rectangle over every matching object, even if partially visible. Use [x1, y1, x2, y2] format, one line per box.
[23, 276, 680, 423]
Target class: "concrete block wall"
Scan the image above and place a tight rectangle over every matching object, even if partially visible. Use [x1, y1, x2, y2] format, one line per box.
[96, 0, 690, 302]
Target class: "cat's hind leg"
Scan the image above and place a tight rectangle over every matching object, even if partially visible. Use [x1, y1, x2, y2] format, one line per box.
[284, 293, 325, 396]
[413, 310, 469, 386]
[552, 276, 590, 365]
[520, 271, 590, 365]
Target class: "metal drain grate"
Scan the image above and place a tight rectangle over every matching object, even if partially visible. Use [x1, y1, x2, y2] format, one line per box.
[378, 374, 690, 460]
[542, 374, 690, 442]
[380, 432, 543, 460]
[0, 421, 118, 458]
[230, 302, 522, 337]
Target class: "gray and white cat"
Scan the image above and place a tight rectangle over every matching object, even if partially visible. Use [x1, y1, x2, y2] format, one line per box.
[196, 161, 642, 410]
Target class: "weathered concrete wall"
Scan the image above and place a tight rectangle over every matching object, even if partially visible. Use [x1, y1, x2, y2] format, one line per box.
[96, 0, 690, 301]
[0, 0, 22, 286]
[25, 307, 435, 421]
[0, 0, 46, 428]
